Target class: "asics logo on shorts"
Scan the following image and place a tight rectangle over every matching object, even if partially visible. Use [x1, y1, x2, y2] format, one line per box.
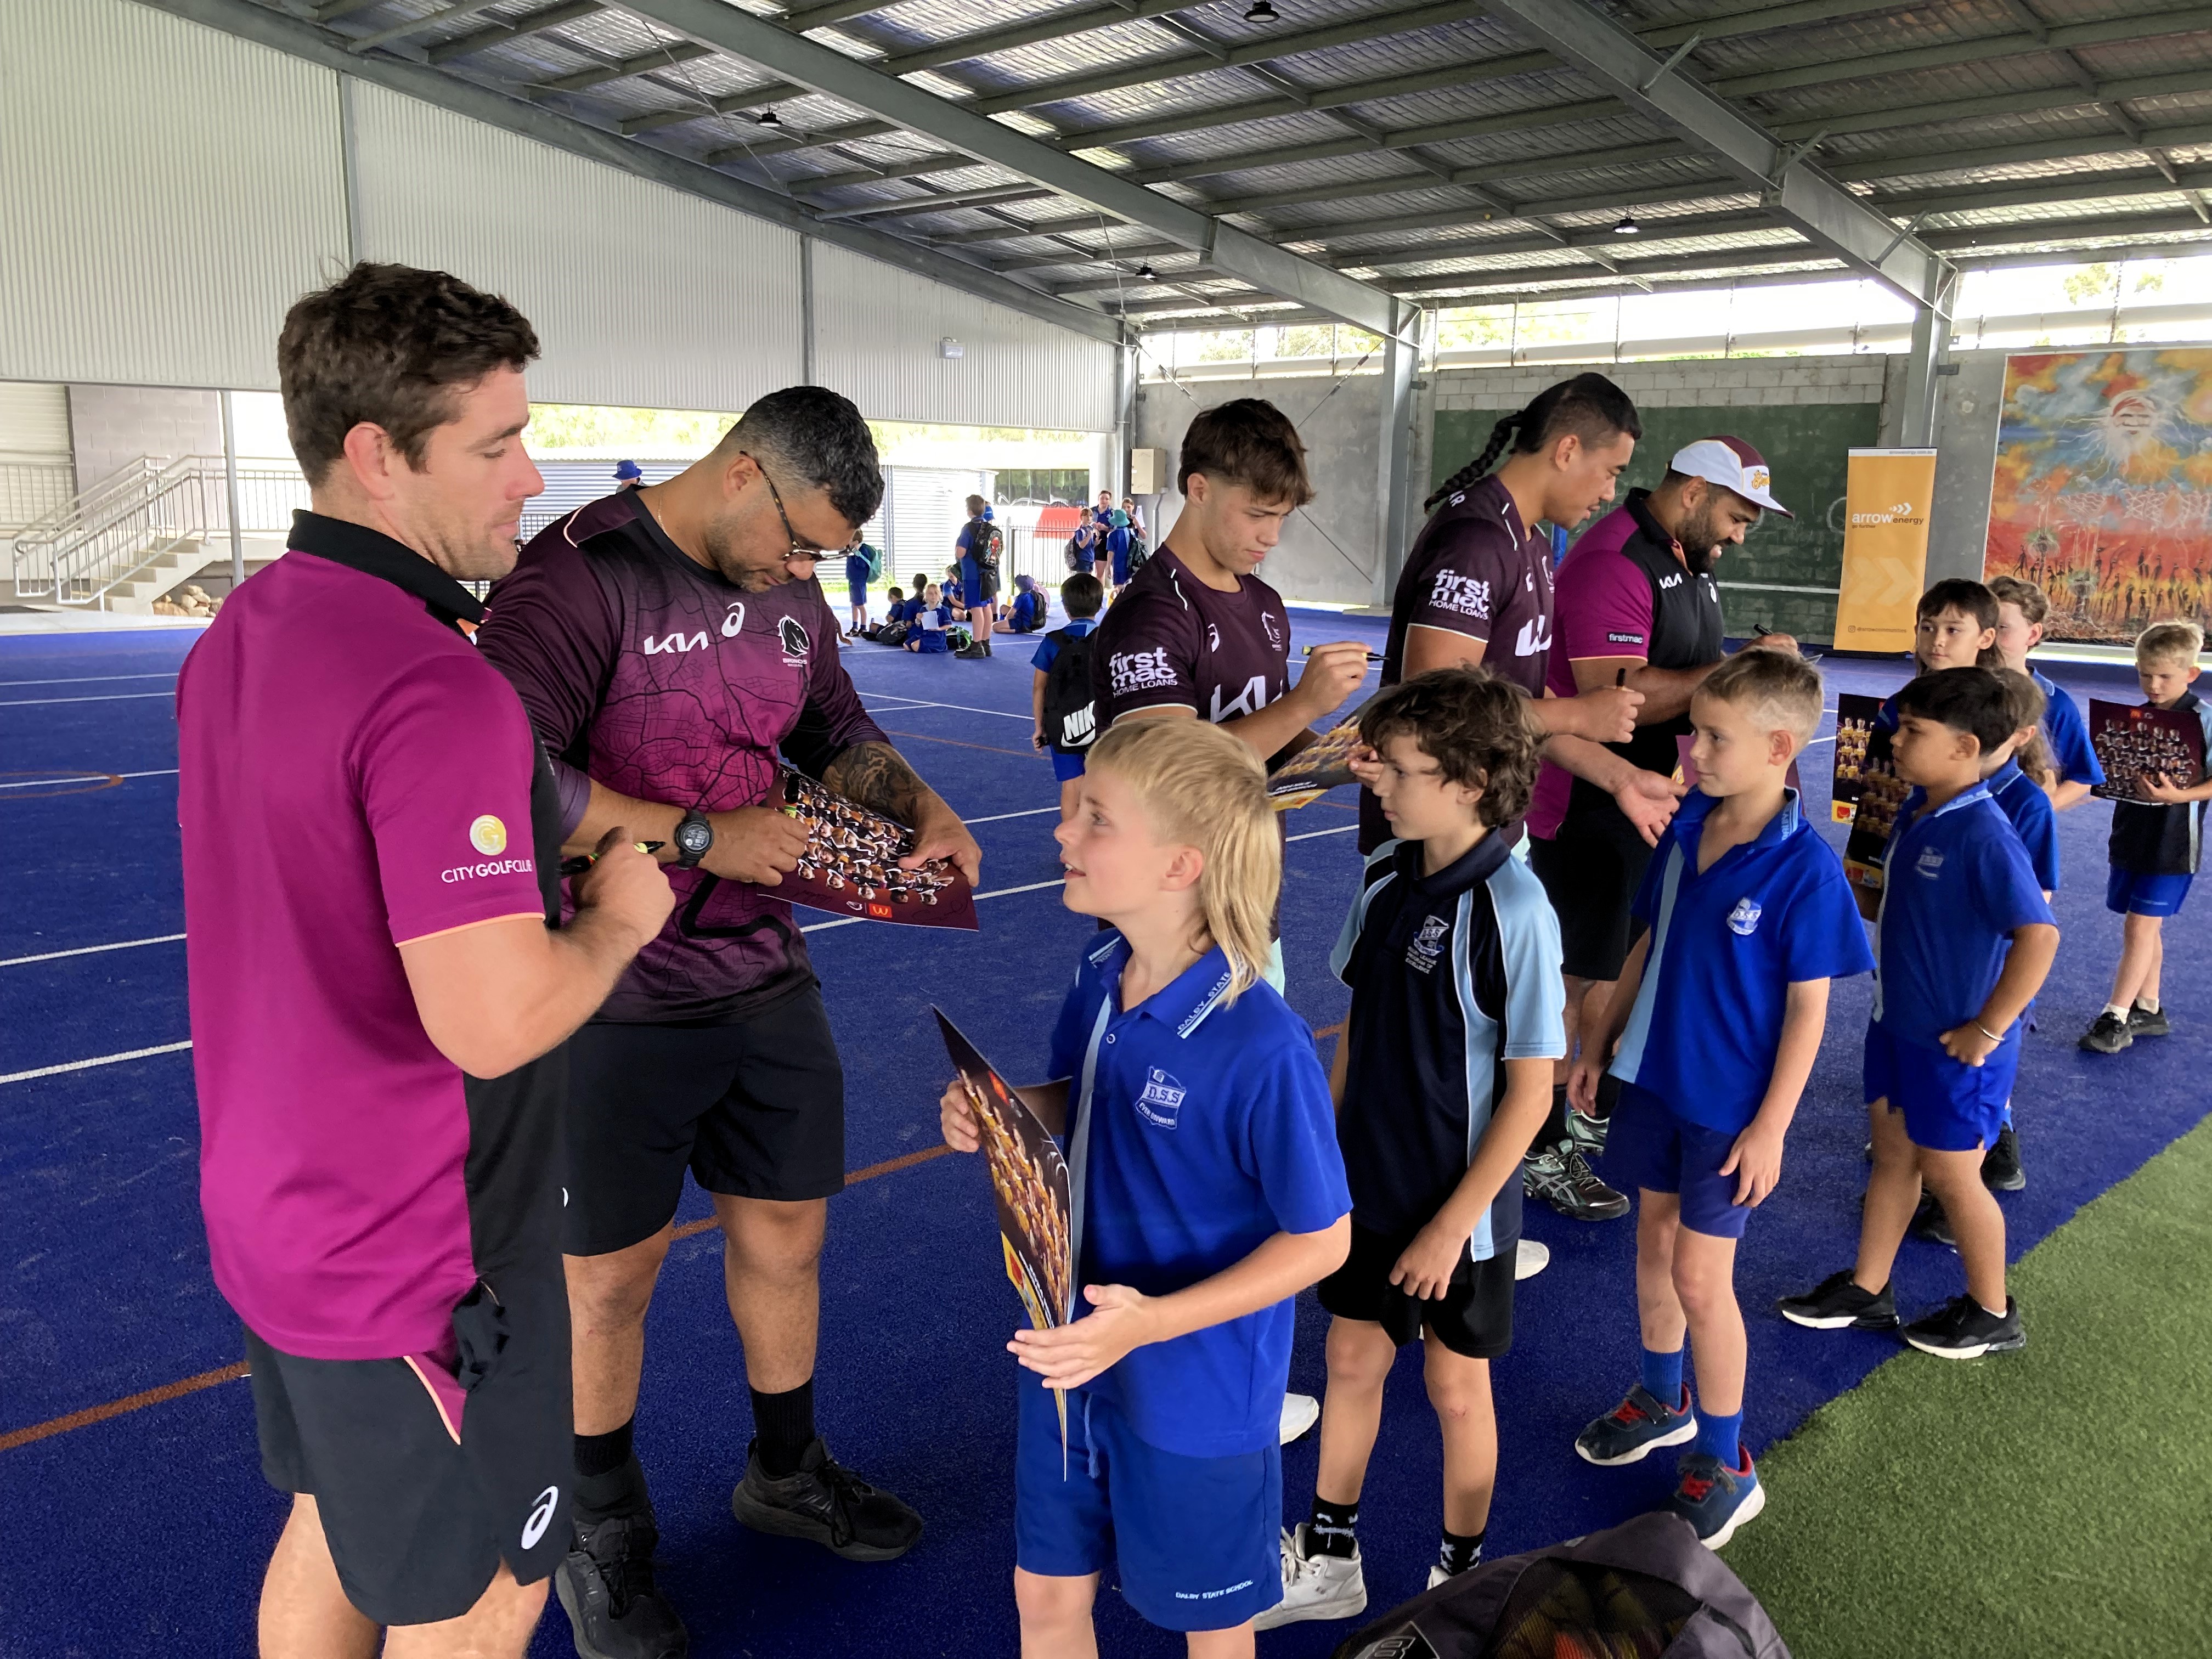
[521, 1485, 560, 1550]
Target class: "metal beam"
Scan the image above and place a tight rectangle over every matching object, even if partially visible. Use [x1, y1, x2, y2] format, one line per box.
[132, 0, 1128, 346]
[1768, 69, 2212, 142]
[428, 0, 600, 64]
[617, 0, 1408, 337]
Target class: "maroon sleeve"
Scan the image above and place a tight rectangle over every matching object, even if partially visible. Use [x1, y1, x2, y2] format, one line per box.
[1404, 517, 1517, 646]
[1092, 583, 1200, 724]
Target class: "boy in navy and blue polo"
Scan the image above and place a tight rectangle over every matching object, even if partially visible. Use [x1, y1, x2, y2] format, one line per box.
[1031, 571, 1107, 819]
[1989, 574, 2104, 809]
[1568, 651, 1869, 1550]
[1784, 669, 2058, 1362]
[1263, 670, 1564, 1630]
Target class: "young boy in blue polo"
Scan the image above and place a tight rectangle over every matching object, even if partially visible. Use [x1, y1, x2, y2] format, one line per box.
[1783, 668, 2058, 1359]
[2079, 619, 2212, 1053]
[1031, 572, 1107, 820]
[1261, 669, 1563, 1632]
[1873, 579, 2002, 733]
[1989, 574, 2103, 810]
[1568, 650, 1870, 1549]
[940, 717, 1351, 1656]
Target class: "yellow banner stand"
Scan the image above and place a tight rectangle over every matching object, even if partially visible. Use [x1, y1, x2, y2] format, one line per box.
[1832, 449, 1939, 653]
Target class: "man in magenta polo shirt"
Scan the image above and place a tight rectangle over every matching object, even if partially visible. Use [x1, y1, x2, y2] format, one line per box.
[179, 263, 672, 1659]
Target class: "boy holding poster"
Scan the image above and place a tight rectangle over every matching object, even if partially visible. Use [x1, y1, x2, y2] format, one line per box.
[938, 717, 1350, 1656]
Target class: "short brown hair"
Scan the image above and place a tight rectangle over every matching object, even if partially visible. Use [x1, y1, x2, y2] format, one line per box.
[1987, 574, 2050, 626]
[278, 262, 539, 486]
[1358, 667, 1540, 827]
[1697, 647, 1825, 743]
[1177, 398, 1315, 506]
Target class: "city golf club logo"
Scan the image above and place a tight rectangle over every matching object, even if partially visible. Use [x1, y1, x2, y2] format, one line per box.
[469, 815, 507, 856]
[778, 616, 812, 664]
[1406, 913, 1449, 974]
[1729, 897, 1763, 936]
[1135, 1067, 1186, 1130]
[521, 1486, 560, 1551]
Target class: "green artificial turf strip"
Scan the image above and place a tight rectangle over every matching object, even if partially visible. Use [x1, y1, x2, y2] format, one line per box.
[1728, 1116, 2212, 1657]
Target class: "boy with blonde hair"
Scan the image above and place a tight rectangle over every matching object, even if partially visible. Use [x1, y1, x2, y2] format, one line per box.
[1988, 574, 2103, 809]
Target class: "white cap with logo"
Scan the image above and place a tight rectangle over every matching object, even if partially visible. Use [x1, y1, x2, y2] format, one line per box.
[1670, 436, 1792, 518]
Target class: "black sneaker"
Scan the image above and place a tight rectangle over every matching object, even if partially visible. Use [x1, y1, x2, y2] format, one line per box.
[2079, 1011, 2132, 1053]
[1565, 1107, 1610, 1158]
[2128, 1002, 2171, 1038]
[1981, 1122, 2025, 1192]
[1523, 1144, 1630, 1222]
[1778, 1269, 1899, 1330]
[730, 1437, 923, 1562]
[1908, 1192, 1955, 1247]
[555, 1514, 689, 1659]
[1903, 1294, 2025, 1358]
[954, 641, 988, 659]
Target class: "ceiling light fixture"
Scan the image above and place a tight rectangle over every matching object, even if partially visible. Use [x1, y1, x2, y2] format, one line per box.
[1612, 212, 1640, 235]
[1139, 263, 1160, 281]
[756, 108, 781, 126]
[1244, 1, 1279, 21]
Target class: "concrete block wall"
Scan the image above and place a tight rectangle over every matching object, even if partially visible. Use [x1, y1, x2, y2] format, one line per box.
[66, 383, 222, 490]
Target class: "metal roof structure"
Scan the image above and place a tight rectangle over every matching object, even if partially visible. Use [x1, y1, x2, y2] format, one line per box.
[158, 0, 2212, 343]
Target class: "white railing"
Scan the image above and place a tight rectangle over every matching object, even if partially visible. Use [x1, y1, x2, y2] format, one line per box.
[0, 460, 77, 537]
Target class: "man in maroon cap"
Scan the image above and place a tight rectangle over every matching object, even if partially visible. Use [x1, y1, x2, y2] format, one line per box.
[1522, 437, 1801, 1221]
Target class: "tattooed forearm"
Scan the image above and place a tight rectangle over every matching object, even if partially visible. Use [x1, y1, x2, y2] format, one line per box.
[823, 741, 932, 824]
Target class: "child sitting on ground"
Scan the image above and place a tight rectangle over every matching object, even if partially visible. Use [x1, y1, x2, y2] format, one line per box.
[1008, 573, 1049, 633]
[1988, 574, 2103, 809]
[939, 718, 1351, 1657]
[905, 583, 952, 654]
[1263, 669, 1565, 1629]
[2079, 619, 2212, 1054]
[1782, 668, 2057, 1360]
[867, 586, 906, 644]
[1568, 650, 1870, 1550]
[1032, 572, 1106, 820]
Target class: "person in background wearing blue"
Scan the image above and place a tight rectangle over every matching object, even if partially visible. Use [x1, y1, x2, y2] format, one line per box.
[1032, 572, 1105, 820]
[1568, 650, 1870, 1550]
[905, 582, 952, 654]
[938, 718, 1351, 1658]
[1782, 668, 2057, 1361]
[1069, 505, 1102, 582]
[613, 458, 645, 493]
[1103, 506, 1135, 599]
[956, 495, 1000, 658]
[1989, 575, 2103, 810]
[1008, 572, 1049, 633]
[843, 537, 880, 641]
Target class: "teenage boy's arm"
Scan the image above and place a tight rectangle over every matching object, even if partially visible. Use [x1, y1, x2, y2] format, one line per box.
[1939, 923, 2061, 1065]
[1392, 1058, 1551, 1299]
[1119, 641, 1370, 761]
[1401, 627, 1641, 742]
[1031, 667, 1049, 751]
[1007, 1217, 1352, 1390]
[1719, 979, 1830, 1207]
[1568, 930, 1651, 1111]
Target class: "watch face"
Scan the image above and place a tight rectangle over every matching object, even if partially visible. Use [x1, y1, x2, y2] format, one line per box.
[677, 819, 713, 855]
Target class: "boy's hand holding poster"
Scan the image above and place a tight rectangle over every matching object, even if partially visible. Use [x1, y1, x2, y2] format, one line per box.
[776, 769, 979, 929]
[2089, 700, 2208, 803]
[1833, 693, 1906, 919]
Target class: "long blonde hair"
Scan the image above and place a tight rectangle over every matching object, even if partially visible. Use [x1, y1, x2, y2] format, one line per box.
[1086, 718, 1279, 1002]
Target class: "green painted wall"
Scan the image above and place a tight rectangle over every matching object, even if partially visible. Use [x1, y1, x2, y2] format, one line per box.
[1431, 402, 1882, 644]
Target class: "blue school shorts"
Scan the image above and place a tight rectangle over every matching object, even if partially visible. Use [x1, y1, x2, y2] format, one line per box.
[1051, 749, 1087, 783]
[1863, 1019, 2015, 1154]
[847, 579, 868, 608]
[1015, 1381, 1281, 1632]
[1604, 1081, 1752, 1240]
[2107, 868, 2192, 917]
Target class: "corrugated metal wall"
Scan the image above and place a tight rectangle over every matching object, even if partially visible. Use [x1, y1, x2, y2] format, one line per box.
[351, 84, 805, 414]
[0, 0, 347, 390]
[811, 244, 1115, 433]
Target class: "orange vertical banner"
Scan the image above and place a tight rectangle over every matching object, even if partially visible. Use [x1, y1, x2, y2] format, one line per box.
[1832, 448, 1939, 652]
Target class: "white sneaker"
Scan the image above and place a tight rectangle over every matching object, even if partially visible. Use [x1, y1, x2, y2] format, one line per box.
[1426, 1557, 1481, 1591]
[1514, 1238, 1550, 1280]
[1278, 1391, 1320, 1444]
[1252, 1523, 1367, 1630]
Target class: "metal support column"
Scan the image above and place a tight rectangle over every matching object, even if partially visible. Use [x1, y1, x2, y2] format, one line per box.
[1373, 302, 1419, 608]
[219, 390, 245, 589]
[1114, 337, 1138, 501]
[1899, 264, 1960, 447]
[799, 235, 817, 385]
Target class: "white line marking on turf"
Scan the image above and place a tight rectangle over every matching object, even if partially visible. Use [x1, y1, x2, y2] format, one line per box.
[0, 692, 175, 708]
[1286, 823, 1359, 842]
[0, 933, 185, 968]
[0, 673, 179, 687]
[0, 768, 179, 792]
[965, 806, 1059, 825]
[0, 1041, 193, 1087]
[867, 697, 1034, 722]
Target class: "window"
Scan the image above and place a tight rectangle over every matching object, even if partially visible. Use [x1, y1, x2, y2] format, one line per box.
[991, 468, 1091, 505]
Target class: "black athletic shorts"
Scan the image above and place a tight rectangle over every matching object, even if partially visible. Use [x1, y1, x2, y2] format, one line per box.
[1317, 1221, 1515, 1359]
[564, 982, 847, 1256]
[1528, 808, 1655, 983]
[245, 1272, 572, 1627]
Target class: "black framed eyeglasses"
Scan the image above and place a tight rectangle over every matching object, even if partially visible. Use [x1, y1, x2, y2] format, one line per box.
[742, 451, 832, 565]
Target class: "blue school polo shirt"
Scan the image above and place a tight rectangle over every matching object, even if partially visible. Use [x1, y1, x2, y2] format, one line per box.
[1328, 834, 1565, 1257]
[1871, 783, 2054, 1051]
[1987, 758, 2060, 891]
[2032, 667, 2104, 788]
[1610, 789, 1873, 1136]
[1029, 614, 1096, 673]
[1047, 935, 1350, 1459]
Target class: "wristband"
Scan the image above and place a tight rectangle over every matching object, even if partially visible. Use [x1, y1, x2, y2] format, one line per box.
[1975, 1022, 2005, 1043]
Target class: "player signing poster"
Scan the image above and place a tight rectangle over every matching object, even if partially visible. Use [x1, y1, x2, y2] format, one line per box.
[778, 770, 979, 929]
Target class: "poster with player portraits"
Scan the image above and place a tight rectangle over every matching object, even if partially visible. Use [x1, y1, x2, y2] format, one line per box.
[2089, 699, 2208, 804]
[778, 770, 979, 929]
[1832, 693, 1906, 917]
[1266, 714, 1367, 810]
[935, 1011, 1073, 1462]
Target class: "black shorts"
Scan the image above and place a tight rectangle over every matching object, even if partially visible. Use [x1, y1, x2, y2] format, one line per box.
[565, 983, 846, 1256]
[1316, 1222, 1515, 1359]
[245, 1273, 572, 1627]
[1528, 809, 1655, 982]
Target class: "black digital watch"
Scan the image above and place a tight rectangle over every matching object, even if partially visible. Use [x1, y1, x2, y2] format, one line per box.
[673, 810, 714, 869]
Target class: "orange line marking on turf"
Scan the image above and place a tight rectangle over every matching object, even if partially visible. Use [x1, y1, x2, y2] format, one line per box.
[670, 1144, 957, 1242]
[878, 727, 1040, 759]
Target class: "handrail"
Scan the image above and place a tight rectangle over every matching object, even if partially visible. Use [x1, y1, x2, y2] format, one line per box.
[12, 455, 167, 547]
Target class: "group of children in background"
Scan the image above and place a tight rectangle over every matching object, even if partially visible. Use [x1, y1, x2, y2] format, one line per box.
[926, 572, 2205, 1655]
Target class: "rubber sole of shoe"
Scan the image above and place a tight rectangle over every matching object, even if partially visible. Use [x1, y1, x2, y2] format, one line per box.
[1903, 1326, 2027, 1359]
[1700, 1477, 1767, 1550]
[553, 1564, 690, 1659]
[2079, 1032, 2133, 1053]
[728, 1486, 921, 1562]
[1983, 1165, 2027, 1193]
[1778, 1302, 1900, 1331]
[1251, 1585, 1367, 1631]
[1575, 1414, 1697, 1468]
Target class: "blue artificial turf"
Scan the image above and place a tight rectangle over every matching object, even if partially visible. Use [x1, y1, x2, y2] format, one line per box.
[0, 612, 2200, 1657]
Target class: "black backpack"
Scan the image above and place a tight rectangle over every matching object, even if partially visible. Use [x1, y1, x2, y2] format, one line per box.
[967, 517, 1003, 580]
[1124, 533, 1150, 577]
[1064, 535, 1088, 573]
[1041, 628, 1100, 754]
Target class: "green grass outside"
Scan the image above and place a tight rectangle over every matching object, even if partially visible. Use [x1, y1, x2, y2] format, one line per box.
[1729, 1116, 2212, 1657]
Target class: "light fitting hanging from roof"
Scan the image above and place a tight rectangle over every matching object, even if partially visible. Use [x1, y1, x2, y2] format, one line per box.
[756, 108, 781, 127]
[1244, 1, 1280, 21]
[1612, 213, 1640, 235]
[1138, 263, 1160, 281]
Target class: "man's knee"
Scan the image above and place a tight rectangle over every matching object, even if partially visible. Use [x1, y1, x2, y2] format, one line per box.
[565, 1231, 672, 1329]
[719, 1197, 828, 1277]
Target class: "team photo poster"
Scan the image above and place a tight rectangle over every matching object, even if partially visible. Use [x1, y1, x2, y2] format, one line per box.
[778, 769, 979, 929]
[1832, 692, 1906, 918]
[2089, 699, 2209, 804]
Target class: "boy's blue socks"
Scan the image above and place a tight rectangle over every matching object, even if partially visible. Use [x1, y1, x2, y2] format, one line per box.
[1640, 1346, 1684, 1407]
[1696, 1408, 1744, 1470]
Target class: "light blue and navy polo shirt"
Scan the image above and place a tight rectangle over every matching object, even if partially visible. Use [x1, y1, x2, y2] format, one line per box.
[2030, 667, 2103, 789]
[1873, 783, 2054, 1051]
[1046, 934, 1350, 1460]
[1329, 834, 1565, 1259]
[1610, 789, 1873, 1137]
[1987, 757, 2060, 891]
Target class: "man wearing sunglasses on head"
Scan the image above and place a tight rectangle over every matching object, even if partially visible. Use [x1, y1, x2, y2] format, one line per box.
[479, 386, 979, 1659]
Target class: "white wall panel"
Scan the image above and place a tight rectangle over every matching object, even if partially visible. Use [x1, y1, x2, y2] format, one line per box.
[0, 0, 348, 390]
[811, 244, 1114, 433]
[0, 383, 72, 458]
[351, 86, 803, 413]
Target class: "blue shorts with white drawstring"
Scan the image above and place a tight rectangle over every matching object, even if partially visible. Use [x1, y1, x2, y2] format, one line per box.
[1013, 1380, 1280, 1631]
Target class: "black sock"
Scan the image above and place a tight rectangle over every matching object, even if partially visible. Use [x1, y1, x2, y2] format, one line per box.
[751, 1379, 817, 1480]
[572, 1419, 648, 1523]
[1438, 1527, 1485, 1578]
[1538, 1084, 1569, 1152]
[1307, 1497, 1359, 1559]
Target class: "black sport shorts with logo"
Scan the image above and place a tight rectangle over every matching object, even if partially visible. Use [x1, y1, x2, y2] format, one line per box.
[244, 1269, 572, 1627]
[563, 981, 847, 1256]
[1317, 1221, 1515, 1359]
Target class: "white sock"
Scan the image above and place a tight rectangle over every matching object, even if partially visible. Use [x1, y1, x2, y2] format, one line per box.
[2135, 997, 2160, 1013]
[2104, 1002, 2130, 1020]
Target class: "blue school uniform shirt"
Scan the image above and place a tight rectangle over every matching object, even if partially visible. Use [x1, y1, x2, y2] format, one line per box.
[1987, 758, 2060, 891]
[1329, 834, 1565, 1257]
[843, 550, 872, 588]
[2031, 668, 2103, 788]
[1872, 783, 2054, 1052]
[1030, 614, 1096, 672]
[1047, 933, 1350, 1459]
[1611, 790, 1872, 1136]
[1010, 589, 1046, 630]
